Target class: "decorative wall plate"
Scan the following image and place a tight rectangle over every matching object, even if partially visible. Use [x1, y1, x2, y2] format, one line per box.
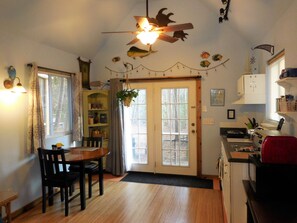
[7, 66, 16, 79]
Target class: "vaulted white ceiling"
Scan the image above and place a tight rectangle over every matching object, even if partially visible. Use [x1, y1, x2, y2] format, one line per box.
[0, 0, 294, 58]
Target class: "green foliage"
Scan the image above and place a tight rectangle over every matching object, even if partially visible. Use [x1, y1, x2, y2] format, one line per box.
[116, 89, 139, 103]
[245, 117, 258, 129]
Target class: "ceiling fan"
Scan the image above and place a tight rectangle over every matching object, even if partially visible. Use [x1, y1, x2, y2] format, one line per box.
[102, 0, 194, 46]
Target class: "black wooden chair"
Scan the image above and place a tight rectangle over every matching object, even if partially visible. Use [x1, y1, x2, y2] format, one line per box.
[68, 136, 103, 198]
[37, 148, 80, 216]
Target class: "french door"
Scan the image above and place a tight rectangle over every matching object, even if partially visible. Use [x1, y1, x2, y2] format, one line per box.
[124, 80, 197, 176]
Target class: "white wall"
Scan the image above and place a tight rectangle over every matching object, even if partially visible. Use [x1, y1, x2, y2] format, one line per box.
[92, 0, 257, 176]
[0, 31, 79, 214]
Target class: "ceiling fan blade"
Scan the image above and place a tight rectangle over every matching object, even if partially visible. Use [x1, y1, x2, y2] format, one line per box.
[158, 33, 179, 43]
[134, 16, 151, 30]
[156, 23, 194, 32]
[127, 38, 140, 45]
[102, 31, 137, 34]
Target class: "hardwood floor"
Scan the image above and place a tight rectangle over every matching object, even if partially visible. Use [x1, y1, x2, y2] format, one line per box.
[13, 175, 224, 223]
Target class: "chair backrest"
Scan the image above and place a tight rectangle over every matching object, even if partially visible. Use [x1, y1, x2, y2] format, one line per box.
[82, 136, 103, 147]
[37, 148, 68, 180]
[38, 148, 47, 184]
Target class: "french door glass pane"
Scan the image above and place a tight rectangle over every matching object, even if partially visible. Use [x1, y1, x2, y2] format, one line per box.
[129, 89, 148, 164]
[161, 88, 189, 167]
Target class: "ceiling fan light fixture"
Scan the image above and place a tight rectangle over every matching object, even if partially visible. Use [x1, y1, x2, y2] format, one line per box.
[137, 31, 159, 45]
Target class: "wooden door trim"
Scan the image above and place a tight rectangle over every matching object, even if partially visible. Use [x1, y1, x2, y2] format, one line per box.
[196, 79, 202, 176]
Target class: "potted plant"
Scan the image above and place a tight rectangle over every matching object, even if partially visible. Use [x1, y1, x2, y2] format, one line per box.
[116, 89, 139, 107]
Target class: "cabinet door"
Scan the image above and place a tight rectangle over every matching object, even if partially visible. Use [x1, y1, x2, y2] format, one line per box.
[244, 75, 255, 94]
[244, 74, 265, 94]
[230, 163, 249, 223]
[237, 76, 244, 96]
[252, 74, 265, 95]
[221, 146, 231, 223]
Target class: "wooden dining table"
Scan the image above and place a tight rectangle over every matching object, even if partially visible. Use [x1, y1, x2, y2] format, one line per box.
[64, 147, 109, 210]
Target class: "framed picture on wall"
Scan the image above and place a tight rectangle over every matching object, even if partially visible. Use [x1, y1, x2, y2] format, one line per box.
[210, 89, 225, 106]
[78, 57, 91, 89]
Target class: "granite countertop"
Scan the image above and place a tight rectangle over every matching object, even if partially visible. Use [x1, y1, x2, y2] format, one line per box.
[221, 135, 259, 163]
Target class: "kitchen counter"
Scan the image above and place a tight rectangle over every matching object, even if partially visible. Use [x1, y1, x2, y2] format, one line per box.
[221, 135, 258, 163]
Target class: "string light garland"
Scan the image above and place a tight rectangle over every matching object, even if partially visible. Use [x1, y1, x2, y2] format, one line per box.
[105, 58, 230, 78]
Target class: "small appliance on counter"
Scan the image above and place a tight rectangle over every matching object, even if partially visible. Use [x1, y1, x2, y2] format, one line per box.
[252, 128, 285, 150]
[248, 135, 297, 200]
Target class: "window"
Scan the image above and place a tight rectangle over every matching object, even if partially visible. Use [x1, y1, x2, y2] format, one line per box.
[38, 71, 72, 137]
[266, 51, 285, 121]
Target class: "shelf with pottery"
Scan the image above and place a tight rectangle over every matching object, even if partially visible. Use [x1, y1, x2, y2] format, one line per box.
[82, 90, 109, 141]
[276, 112, 297, 121]
[276, 77, 297, 121]
[276, 77, 297, 89]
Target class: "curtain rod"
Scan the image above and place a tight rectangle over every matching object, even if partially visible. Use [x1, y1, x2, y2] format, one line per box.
[267, 49, 285, 65]
[115, 75, 202, 83]
[27, 63, 75, 76]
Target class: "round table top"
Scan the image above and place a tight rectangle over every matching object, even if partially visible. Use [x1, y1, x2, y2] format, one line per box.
[64, 147, 109, 162]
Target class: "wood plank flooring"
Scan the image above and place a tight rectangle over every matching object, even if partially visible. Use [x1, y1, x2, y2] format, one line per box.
[13, 175, 224, 223]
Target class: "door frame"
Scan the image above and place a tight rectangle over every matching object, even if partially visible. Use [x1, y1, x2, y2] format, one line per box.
[128, 77, 202, 176]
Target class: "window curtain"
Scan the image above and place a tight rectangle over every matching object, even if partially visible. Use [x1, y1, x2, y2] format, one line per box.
[106, 78, 126, 176]
[27, 63, 45, 154]
[71, 73, 83, 141]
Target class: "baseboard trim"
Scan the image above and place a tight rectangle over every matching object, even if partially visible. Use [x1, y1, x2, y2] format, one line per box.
[11, 196, 42, 220]
[11, 189, 60, 220]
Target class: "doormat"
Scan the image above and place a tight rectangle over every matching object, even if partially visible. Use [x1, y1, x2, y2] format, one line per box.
[120, 172, 213, 189]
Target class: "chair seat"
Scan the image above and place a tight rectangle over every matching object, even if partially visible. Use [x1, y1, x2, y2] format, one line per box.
[69, 162, 98, 173]
[46, 172, 80, 187]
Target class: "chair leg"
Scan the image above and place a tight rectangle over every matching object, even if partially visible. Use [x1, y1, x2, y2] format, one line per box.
[60, 188, 65, 201]
[88, 173, 92, 198]
[42, 186, 46, 213]
[70, 184, 75, 196]
[64, 187, 69, 216]
[48, 186, 54, 206]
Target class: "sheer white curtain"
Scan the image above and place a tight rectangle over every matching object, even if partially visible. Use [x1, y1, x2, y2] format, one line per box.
[27, 63, 45, 154]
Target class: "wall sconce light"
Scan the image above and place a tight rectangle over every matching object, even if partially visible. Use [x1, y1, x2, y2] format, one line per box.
[219, 0, 231, 23]
[3, 66, 27, 93]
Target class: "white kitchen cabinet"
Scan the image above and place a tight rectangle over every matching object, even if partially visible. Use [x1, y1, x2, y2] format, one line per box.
[221, 143, 249, 223]
[221, 143, 231, 223]
[233, 74, 266, 104]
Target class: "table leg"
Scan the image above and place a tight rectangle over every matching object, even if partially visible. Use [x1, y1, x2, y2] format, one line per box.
[79, 162, 86, 210]
[98, 158, 104, 195]
[5, 202, 11, 223]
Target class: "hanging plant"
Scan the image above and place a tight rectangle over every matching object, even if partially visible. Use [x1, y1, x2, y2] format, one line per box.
[116, 88, 139, 107]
